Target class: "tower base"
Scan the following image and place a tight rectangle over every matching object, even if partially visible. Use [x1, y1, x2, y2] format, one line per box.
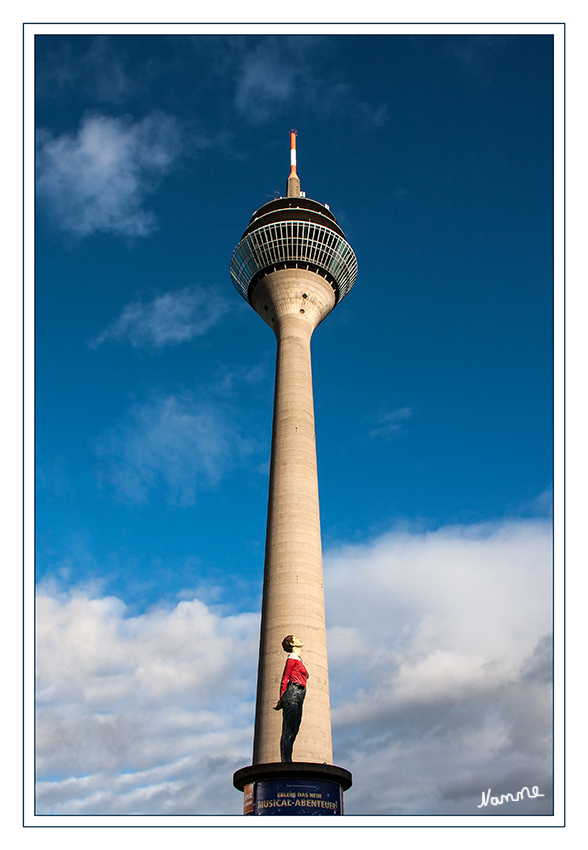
[233, 762, 352, 816]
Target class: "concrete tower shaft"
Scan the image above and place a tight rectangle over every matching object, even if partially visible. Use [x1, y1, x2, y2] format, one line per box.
[251, 269, 336, 764]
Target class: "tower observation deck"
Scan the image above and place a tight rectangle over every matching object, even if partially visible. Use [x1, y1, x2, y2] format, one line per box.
[231, 133, 355, 816]
[230, 195, 358, 307]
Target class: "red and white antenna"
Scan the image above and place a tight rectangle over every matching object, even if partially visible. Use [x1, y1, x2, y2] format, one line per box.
[287, 129, 301, 197]
[290, 129, 298, 176]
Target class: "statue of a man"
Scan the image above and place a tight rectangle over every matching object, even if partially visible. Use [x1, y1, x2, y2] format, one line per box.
[274, 635, 309, 762]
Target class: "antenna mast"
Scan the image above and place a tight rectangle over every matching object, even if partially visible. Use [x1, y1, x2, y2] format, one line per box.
[287, 129, 301, 198]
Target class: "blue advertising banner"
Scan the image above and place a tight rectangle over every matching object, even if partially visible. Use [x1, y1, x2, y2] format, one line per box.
[250, 777, 343, 815]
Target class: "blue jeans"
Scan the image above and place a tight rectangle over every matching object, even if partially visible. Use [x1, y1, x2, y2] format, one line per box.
[280, 682, 306, 763]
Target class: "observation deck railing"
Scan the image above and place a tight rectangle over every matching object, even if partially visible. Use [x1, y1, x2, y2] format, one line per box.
[230, 220, 358, 304]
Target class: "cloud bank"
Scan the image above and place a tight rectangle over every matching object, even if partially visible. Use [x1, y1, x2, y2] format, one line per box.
[324, 519, 553, 815]
[36, 112, 182, 238]
[36, 592, 258, 814]
[36, 518, 552, 816]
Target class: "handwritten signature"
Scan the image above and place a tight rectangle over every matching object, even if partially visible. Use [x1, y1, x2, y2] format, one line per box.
[478, 786, 545, 808]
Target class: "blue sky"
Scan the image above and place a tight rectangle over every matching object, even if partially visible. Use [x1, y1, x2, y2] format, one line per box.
[33, 31, 555, 818]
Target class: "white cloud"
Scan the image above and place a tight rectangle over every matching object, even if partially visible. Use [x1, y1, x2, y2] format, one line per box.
[93, 391, 256, 506]
[36, 112, 182, 238]
[35, 36, 150, 104]
[442, 35, 518, 82]
[233, 37, 387, 126]
[368, 406, 413, 438]
[88, 286, 229, 350]
[35, 518, 553, 816]
[234, 41, 300, 121]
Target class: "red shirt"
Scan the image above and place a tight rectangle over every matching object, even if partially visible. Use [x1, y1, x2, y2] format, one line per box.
[280, 654, 309, 697]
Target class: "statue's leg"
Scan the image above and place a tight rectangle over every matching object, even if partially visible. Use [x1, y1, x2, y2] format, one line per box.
[291, 686, 306, 743]
[280, 684, 306, 762]
[280, 686, 295, 762]
[280, 717, 292, 763]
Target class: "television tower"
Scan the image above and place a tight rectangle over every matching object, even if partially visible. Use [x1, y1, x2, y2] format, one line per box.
[231, 132, 357, 815]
